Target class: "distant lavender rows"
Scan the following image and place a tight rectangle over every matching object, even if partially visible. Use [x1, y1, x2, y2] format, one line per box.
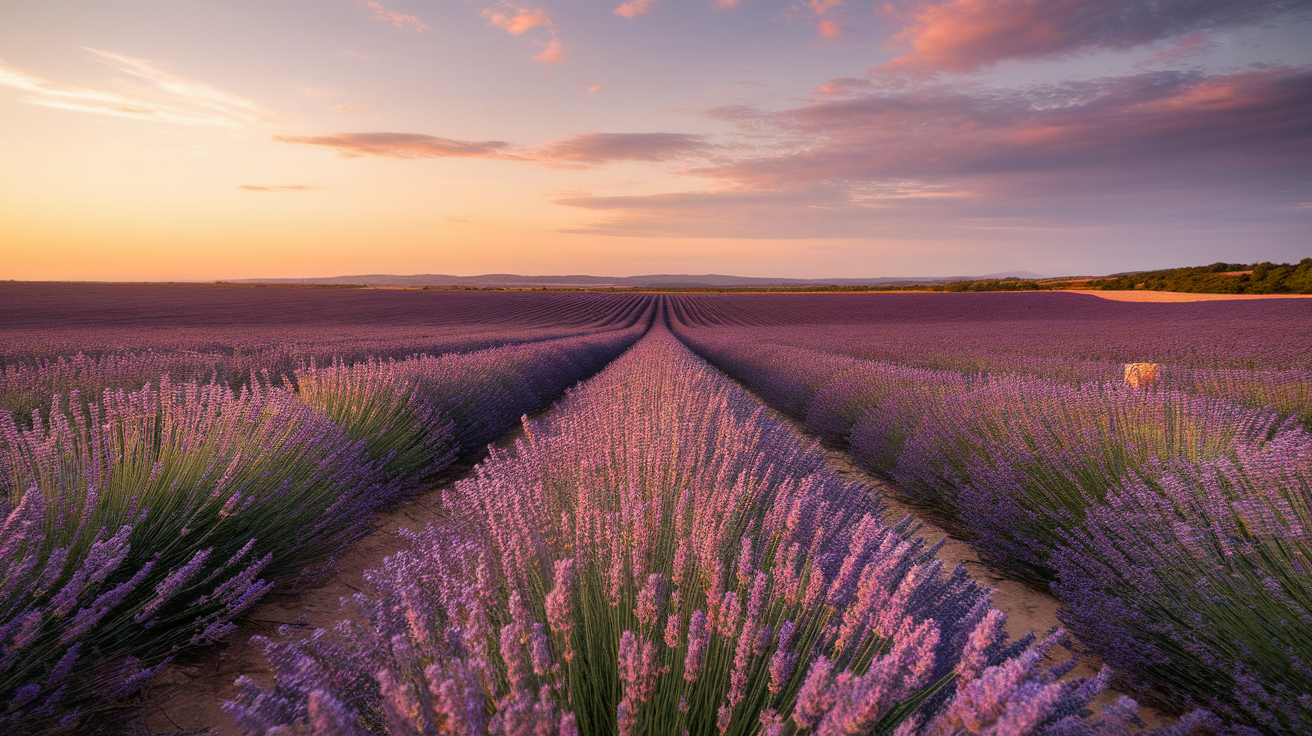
[1, 291, 654, 422]
[227, 323, 1201, 736]
[668, 293, 1312, 423]
[667, 294, 1312, 734]
[0, 299, 652, 733]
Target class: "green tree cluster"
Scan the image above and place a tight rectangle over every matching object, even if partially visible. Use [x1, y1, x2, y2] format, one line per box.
[1093, 259, 1312, 294]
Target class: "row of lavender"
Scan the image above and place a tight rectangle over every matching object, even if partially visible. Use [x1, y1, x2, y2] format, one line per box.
[226, 324, 1204, 736]
[670, 305, 1311, 734]
[0, 292, 654, 423]
[0, 308, 651, 734]
[668, 293, 1312, 425]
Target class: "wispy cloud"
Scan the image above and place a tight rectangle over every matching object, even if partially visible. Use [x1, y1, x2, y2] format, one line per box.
[238, 184, 322, 191]
[331, 105, 368, 112]
[482, 3, 553, 34]
[535, 132, 711, 164]
[0, 48, 269, 128]
[479, 3, 567, 64]
[355, 0, 428, 31]
[1136, 31, 1216, 68]
[614, 0, 656, 18]
[817, 20, 842, 38]
[274, 132, 519, 159]
[275, 129, 712, 166]
[533, 38, 570, 64]
[884, 0, 1309, 72]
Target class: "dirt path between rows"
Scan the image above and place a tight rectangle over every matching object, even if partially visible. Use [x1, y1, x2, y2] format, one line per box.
[139, 423, 531, 735]
[712, 368, 1178, 729]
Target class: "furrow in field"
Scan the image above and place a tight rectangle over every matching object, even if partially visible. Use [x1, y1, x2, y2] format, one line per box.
[665, 327, 1176, 729]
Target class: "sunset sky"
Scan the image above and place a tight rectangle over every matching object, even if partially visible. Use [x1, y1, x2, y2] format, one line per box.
[2, 0, 1309, 281]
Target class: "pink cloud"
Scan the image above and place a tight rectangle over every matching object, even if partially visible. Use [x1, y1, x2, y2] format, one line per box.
[355, 0, 428, 31]
[331, 105, 368, 112]
[533, 38, 570, 64]
[810, 0, 842, 13]
[481, 3, 553, 34]
[553, 66, 1312, 239]
[275, 130, 712, 167]
[614, 0, 656, 18]
[715, 0, 745, 8]
[273, 132, 519, 159]
[817, 20, 842, 37]
[884, 0, 1305, 72]
[700, 66, 1312, 189]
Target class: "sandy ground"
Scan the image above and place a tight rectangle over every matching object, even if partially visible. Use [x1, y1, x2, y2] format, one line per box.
[1060, 289, 1312, 302]
[139, 429, 526, 734]
[141, 485, 455, 734]
[143, 392, 1174, 734]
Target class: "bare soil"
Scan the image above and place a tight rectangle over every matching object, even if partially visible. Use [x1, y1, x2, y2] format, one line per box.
[139, 431, 526, 734]
[1060, 289, 1312, 302]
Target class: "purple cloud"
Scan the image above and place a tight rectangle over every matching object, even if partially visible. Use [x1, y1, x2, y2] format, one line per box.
[553, 66, 1312, 240]
[533, 132, 711, 164]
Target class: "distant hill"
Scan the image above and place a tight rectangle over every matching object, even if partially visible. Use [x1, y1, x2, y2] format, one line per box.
[227, 271, 1047, 288]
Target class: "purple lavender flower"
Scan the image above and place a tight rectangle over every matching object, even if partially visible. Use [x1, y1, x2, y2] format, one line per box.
[635, 573, 664, 630]
[684, 610, 709, 682]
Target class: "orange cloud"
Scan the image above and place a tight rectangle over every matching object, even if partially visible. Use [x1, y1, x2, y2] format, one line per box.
[533, 38, 570, 64]
[355, 0, 428, 31]
[482, 3, 553, 34]
[614, 0, 656, 18]
[817, 20, 842, 37]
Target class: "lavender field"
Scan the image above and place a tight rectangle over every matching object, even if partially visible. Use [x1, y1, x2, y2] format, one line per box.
[1, 284, 1308, 735]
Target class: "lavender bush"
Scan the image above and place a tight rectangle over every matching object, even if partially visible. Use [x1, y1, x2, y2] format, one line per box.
[227, 326, 1162, 735]
[1052, 430, 1312, 733]
[0, 378, 394, 733]
[296, 359, 457, 482]
[670, 295, 1312, 733]
[0, 311, 649, 733]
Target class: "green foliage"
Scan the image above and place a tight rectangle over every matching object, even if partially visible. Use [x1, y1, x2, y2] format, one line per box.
[1093, 259, 1312, 294]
